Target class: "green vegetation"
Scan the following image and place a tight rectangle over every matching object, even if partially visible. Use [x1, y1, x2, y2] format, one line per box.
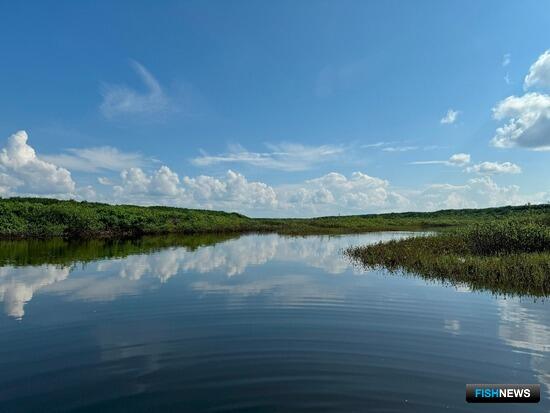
[1, 197, 550, 239]
[0, 197, 256, 238]
[346, 220, 550, 297]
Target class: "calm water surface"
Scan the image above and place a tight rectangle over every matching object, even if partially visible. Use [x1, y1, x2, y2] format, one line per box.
[0, 232, 548, 412]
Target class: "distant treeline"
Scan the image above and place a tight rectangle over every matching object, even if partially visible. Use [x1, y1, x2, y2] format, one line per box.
[1, 197, 549, 239]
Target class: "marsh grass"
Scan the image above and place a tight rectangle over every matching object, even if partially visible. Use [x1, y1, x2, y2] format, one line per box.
[346, 221, 550, 297]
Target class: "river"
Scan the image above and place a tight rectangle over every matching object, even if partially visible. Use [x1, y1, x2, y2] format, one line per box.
[0, 232, 548, 412]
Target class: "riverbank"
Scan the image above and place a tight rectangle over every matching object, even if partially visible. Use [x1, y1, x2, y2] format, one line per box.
[346, 221, 550, 296]
[1, 197, 549, 238]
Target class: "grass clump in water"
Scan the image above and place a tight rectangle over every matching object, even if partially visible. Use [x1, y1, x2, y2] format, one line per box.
[346, 220, 550, 297]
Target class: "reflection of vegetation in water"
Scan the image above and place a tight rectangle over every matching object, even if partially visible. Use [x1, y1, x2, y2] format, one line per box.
[346, 221, 550, 297]
[2, 197, 550, 238]
[0, 234, 237, 267]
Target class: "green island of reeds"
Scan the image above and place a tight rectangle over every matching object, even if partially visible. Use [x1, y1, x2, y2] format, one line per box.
[346, 220, 550, 297]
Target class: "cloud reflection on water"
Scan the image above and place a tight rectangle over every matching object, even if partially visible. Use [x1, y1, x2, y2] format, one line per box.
[0, 232, 410, 319]
[497, 299, 550, 395]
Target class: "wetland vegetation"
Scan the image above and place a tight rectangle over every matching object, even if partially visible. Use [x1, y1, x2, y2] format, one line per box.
[346, 220, 550, 297]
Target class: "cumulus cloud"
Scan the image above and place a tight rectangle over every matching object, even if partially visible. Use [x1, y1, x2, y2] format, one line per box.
[524, 50, 550, 90]
[112, 167, 278, 213]
[491, 50, 550, 150]
[192, 143, 345, 172]
[101, 164, 548, 217]
[415, 176, 534, 211]
[100, 60, 170, 118]
[440, 109, 460, 124]
[277, 172, 410, 215]
[98, 177, 113, 185]
[114, 166, 183, 198]
[448, 153, 471, 166]
[0, 131, 75, 195]
[43, 146, 148, 173]
[491, 93, 550, 150]
[182, 170, 279, 211]
[107, 167, 409, 216]
[466, 161, 521, 175]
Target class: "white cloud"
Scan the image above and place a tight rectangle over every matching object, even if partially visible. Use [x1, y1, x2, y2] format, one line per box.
[192, 143, 345, 171]
[491, 92, 550, 150]
[414, 176, 536, 211]
[114, 166, 184, 198]
[43, 146, 148, 172]
[411, 154, 522, 176]
[466, 161, 521, 175]
[100, 60, 170, 118]
[491, 51, 550, 150]
[440, 109, 460, 124]
[151, 166, 181, 196]
[363, 142, 439, 152]
[381, 146, 418, 152]
[76, 185, 98, 200]
[0, 131, 75, 195]
[362, 142, 387, 148]
[108, 167, 408, 216]
[502, 53, 511, 68]
[524, 50, 550, 90]
[448, 153, 471, 166]
[113, 167, 278, 213]
[101, 163, 549, 217]
[98, 177, 113, 185]
[411, 153, 470, 167]
[184, 170, 278, 210]
[276, 171, 410, 216]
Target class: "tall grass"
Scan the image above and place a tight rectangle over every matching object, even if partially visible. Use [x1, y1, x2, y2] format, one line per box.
[466, 221, 550, 255]
[346, 220, 550, 297]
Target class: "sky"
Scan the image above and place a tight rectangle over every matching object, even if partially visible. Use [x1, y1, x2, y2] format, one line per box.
[1, 0, 550, 217]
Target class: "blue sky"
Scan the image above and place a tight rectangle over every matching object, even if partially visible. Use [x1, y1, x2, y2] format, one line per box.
[1, 1, 550, 216]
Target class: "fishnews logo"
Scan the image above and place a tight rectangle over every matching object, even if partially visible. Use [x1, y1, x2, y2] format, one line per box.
[466, 384, 540, 403]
